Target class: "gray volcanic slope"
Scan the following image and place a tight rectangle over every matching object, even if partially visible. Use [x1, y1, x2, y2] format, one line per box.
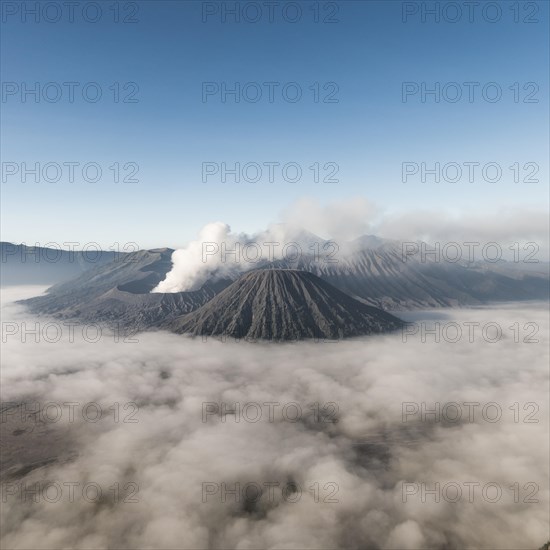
[169, 269, 404, 340]
[20, 249, 230, 332]
[271, 243, 550, 309]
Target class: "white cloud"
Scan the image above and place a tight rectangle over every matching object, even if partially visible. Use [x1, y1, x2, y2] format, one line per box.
[1, 288, 548, 549]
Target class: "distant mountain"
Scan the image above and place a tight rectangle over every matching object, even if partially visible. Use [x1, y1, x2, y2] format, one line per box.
[270, 239, 549, 309]
[0, 242, 126, 285]
[169, 269, 404, 340]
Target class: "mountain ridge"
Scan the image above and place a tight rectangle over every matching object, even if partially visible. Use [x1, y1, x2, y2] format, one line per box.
[15, 235, 549, 335]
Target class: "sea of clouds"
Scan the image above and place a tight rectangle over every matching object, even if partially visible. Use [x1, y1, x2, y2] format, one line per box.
[1, 287, 549, 549]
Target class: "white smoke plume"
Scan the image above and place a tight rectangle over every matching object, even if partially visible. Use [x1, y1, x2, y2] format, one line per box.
[153, 198, 549, 293]
[153, 222, 284, 293]
[152, 198, 379, 293]
[153, 222, 237, 292]
[1, 288, 549, 549]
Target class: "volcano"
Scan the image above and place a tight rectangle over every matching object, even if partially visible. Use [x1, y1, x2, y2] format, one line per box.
[169, 269, 404, 340]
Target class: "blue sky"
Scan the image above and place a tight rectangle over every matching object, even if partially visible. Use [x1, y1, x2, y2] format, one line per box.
[1, 0, 548, 248]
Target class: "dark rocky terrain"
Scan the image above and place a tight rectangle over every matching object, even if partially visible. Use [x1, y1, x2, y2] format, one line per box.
[169, 269, 404, 340]
[19, 249, 230, 332]
[14, 235, 549, 338]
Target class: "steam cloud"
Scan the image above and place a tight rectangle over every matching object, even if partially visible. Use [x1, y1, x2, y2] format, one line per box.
[152, 222, 239, 292]
[153, 199, 549, 293]
[152, 219, 337, 293]
[1, 288, 548, 549]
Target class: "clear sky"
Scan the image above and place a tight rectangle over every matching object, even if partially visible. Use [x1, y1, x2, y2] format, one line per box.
[1, 0, 548, 249]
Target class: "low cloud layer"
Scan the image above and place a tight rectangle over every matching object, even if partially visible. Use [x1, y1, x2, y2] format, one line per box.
[1, 288, 548, 549]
